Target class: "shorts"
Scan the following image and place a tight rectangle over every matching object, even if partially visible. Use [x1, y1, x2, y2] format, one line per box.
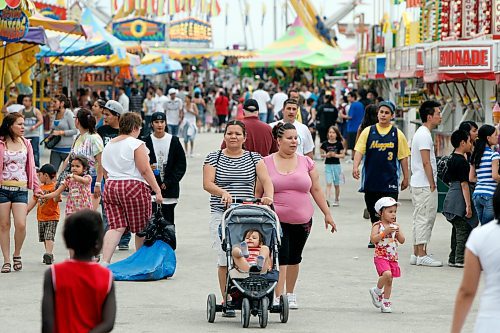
[374, 257, 401, 278]
[279, 220, 312, 265]
[325, 164, 342, 185]
[209, 211, 226, 267]
[0, 187, 28, 204]
[38, 221, 58, 242]
[217, 115, 227, 125]
[347, 132, 357, 150]
[103, 180, 152, 233]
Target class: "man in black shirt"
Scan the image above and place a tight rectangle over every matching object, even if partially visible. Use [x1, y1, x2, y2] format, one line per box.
[316, 94, 338, 142]
[97, 100, 131, 250]
[442, 129, 475, 267]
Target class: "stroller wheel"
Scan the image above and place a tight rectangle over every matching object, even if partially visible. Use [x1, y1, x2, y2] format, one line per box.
[280, 294, 289, 323]
[207, 294, 216, 323]
[241, 298, 250, 328]
[259, 297, 269, 328]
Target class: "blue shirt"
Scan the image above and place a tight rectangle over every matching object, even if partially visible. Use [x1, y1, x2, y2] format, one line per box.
[347, 101, 364, 133]
[474, 147, 500, 198]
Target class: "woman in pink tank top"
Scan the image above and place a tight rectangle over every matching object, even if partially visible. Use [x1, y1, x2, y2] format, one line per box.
[257, 122, 337, 309]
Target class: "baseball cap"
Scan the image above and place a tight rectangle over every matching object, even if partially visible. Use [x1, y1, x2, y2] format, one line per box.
[374, 197, 401, 213]
[168, 88, 178, 95]
[243, 99, 259, 112]
[38, 163, 57, 176]
[379, 100, 396, 114]
[151, 112, 166, 122]
[103, 100, 125, 115]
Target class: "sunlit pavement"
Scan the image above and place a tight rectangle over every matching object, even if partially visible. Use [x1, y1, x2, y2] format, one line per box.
[1, 132, 476, 332]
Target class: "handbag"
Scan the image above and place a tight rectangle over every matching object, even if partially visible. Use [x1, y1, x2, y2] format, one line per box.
[42, 134, 61, 149]
[137, 207, 177, 250]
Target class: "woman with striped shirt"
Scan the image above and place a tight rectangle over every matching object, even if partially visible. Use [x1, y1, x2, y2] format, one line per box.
[471, 125, 500, 225]
[203, 120, 274, 315]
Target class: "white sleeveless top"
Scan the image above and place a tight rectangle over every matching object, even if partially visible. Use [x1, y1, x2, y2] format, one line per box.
[101, 136, 148, 183]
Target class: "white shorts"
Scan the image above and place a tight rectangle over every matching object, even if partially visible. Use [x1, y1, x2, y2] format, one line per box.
[209, 211, 227, 266]
[411, 186, 438, 245]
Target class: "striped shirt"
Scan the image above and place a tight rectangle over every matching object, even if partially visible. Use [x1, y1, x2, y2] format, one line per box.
[204, 150, 262, 212]
[474, 147, 500, 197]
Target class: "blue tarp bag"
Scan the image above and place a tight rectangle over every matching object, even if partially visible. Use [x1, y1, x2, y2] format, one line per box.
[108, 240, 176, 281]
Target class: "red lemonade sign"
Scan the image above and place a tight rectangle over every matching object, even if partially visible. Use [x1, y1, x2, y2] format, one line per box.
[0, 4, 29, 43]
[438, 46, 492, 71]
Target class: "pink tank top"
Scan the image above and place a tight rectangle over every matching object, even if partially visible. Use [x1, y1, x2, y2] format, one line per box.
[264, 154, 315, 224]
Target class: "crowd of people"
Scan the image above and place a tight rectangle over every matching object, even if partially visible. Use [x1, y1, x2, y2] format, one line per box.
[0, 79, 498, 332]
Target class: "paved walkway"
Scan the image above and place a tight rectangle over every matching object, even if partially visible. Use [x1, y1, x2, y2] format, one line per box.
[1, 132, 477, 332]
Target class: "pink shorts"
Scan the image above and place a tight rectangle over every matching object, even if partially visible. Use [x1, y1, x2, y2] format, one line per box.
[374, 257, 401, 278]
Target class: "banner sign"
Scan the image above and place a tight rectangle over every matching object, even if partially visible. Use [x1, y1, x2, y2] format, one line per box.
[33, 1, 67, 20]
[169, 17, 212, 44]
[439, 45, 492, 72]
[112, 17, 166, 42]
[0, 5, 29, 43]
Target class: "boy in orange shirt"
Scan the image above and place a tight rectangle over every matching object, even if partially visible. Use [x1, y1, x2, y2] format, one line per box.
[27, 164, 60, 265]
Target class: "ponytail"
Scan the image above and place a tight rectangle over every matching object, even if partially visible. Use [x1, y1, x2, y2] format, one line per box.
[471, 124, 496, 169]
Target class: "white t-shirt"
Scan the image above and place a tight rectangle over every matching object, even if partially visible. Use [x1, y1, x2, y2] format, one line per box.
[466, 221, 500, 332]
[164, 97, 183, 125]
[410, 126, 437, 187]
[269, 120, 315, 156]
[154, 95, 168, 113]
[118, 94, 130, 112]
[271, 92, 288, 114]
[101, 137, 147, 183]
[252, 89, 271, 115]
[150, 134, 177, 205]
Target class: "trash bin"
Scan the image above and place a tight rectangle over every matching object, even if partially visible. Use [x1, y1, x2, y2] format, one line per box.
[437, 178, 449, 213]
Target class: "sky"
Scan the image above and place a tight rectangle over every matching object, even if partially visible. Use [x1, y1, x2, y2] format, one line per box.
[47, 0, 387, 50]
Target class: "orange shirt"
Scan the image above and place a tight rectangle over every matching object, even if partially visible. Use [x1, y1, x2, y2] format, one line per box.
[36, 182, 60, 222]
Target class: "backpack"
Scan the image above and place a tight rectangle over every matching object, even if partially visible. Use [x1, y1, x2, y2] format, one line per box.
[437, 154, 452, 185]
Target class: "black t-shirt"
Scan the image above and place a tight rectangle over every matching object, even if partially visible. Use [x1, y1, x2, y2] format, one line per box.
[320, 140, 344, 164]
[97, 125, 119, 146]
[447, 153, 470, 183]
[316, 102, 338, 129]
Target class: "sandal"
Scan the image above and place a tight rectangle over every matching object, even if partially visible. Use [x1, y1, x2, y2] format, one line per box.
[12, 256, 22, 271]
[1, 263, 11, 273]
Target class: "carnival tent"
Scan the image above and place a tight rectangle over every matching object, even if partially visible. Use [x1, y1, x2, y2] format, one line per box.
[239, 18, 351, 69]
[51, 53, 141, 67]
[37, 32, 113, 58]
[136, 59, 183, 76]
[30, 12, 86, 37]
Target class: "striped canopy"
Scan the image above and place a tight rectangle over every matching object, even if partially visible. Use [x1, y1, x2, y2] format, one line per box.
[240, 18, 353, 69]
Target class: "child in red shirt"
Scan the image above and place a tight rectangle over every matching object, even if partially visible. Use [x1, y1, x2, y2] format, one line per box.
[42, 209, 116, 333]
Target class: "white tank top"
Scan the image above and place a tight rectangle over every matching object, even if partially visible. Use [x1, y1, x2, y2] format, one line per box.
[101, 137, 148, 183]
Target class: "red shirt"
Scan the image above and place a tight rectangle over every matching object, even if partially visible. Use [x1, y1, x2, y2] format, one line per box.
[52, 260, 112, 333]
[221, 115, 278, 157]
[215, 95, 229, 116]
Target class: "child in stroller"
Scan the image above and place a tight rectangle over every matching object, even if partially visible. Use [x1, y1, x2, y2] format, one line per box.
[232, 229, 271, 274]
[207, 200, 289, 328]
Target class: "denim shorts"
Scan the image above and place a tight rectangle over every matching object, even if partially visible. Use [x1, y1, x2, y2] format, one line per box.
[0, 187, 28, 204]
[325, 164, 342, 185]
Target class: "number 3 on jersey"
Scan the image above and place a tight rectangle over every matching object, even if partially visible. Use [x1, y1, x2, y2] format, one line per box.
[387, 152, 393, 161]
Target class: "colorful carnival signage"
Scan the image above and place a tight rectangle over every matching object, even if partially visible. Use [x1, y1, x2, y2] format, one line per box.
[493, 0, 500, 37]
[0, 3, 29, 43]
[462, 0, 478, 38]
[112, 17, 165, 42]
[439, 46, 492, 71]
[169, 17, 212, 44]
[33, 1, 67, 20]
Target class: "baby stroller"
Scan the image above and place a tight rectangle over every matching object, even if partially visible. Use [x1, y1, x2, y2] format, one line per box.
[206, 198, 289, 328]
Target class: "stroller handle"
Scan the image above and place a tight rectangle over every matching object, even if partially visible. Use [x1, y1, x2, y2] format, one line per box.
[232, 197, 261, 204]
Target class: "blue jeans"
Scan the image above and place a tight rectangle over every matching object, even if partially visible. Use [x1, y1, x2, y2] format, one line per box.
[473, 194, 495, 225]
[259, 113, 268, 123]
[168, 124, 179, 136]
[27, 136, 40, 167]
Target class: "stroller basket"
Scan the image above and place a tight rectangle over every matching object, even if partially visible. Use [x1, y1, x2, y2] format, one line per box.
[234, 275, 274, 299]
